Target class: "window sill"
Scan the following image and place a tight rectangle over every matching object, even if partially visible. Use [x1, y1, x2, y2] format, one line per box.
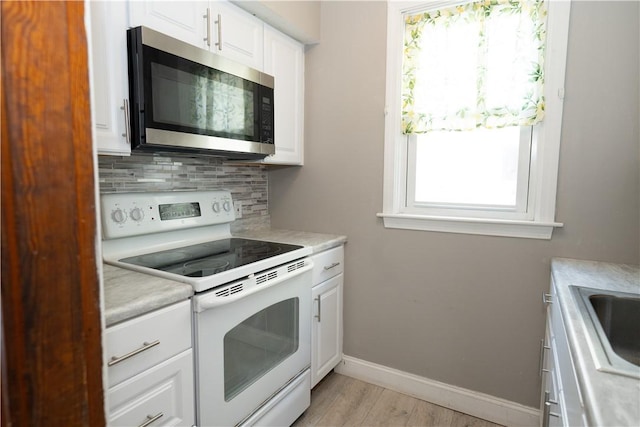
[376, 213, 563, 239]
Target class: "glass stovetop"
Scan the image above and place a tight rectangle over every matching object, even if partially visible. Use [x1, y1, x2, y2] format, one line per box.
[120, 238, 303, 278]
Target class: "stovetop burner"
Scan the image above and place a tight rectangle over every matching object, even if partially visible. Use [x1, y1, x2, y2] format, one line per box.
[119, 238, 303, 278]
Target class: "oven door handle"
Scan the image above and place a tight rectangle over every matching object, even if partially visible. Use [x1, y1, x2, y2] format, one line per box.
[194, 261, 313, 312]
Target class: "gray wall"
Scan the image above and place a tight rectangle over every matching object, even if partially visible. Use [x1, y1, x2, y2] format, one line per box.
[268, 1, 640, 408]
[235, 0, 321, 44]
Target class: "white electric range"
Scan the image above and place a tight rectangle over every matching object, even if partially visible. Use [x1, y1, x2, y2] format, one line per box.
[101, 190, 313, 427]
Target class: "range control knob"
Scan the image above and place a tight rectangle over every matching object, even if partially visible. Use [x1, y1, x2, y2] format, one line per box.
[223, 201, 231, 212]
[111, 208, 126, 224]
[130, 207, 144, 222]
[212, 202, 221, 213]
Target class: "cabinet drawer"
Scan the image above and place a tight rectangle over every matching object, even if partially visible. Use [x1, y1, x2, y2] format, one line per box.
[311, 246, 344, 285]
[549, 281, 585, 427]
[108, 349, 194, 427]
[106, 300, 191, 387]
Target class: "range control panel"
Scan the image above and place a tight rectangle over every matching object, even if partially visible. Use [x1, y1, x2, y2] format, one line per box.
[101, 190, 235, 239]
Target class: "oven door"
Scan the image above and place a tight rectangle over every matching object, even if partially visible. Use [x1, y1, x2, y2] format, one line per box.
[193, 260, 312, 427]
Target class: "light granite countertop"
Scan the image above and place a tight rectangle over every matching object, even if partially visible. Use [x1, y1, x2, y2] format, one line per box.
[550, 258, 640, 426]
[103, 264, 193, 327]
[103, 229, 347, 327]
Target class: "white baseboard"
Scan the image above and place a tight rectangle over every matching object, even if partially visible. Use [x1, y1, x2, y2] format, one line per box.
[334, 355, 540, 427]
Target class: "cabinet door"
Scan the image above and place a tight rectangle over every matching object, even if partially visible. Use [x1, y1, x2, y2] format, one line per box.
[108, 350, 195, 427]
[210, 1, 264, 70]
[263, 26, 305, 165]
[88, 1, 131, 156]
[129, 0, 208, 49]
[311, 274, 343, 387]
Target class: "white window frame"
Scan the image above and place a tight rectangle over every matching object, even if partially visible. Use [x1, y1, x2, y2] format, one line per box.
[378, 0, 571, 239]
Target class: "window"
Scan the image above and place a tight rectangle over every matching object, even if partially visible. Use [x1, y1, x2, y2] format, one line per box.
[379, 0, 571, 239]
[407, 127, 532, 218]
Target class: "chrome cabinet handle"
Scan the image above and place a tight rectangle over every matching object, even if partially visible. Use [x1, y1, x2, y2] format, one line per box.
[538, 339, 551, 376]
[542, 292, 553, 305]
[107, 340, 160, 367]
[215, 13, 222, 51]
[139, 412, 163, 427]
[323, 262, 340, 271]
[314, 296, 321, 322]
[203, 8, 211, 47]
[543, 400, 551, 427]
[543, 391, 561, 427]
[120, 99, 130, 145]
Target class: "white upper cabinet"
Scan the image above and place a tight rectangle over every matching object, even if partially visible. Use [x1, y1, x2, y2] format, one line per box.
[89, 0, 305, 164]
[129, 0, 263, 70]
[209, 1, 264, 70]
[89, 1, 131, 156]
[263, 25, 305, 165]
[128, 0, 207, 48]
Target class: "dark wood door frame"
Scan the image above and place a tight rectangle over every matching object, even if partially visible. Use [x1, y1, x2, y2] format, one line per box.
[2, 1, 105, 426]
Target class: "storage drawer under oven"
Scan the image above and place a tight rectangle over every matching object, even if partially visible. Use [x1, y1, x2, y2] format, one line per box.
[107, 349, 194, 426]
[105, 300, 191, 387]
[311, 246, 344, 285]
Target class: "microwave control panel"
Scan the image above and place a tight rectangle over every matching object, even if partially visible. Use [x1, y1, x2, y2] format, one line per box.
[260, 88, 275, 144]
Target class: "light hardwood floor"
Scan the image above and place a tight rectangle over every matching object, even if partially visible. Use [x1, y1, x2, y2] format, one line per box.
[292, 372, 503, 427]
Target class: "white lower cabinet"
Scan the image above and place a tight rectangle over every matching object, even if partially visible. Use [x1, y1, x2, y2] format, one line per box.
[310, 246, 344, 388]
[540, 279, 586, 427]
[108, 350, 194, 427]
[105, 300, 194, 426]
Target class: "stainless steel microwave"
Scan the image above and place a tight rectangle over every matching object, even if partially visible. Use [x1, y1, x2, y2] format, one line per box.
[126, 26, 275, 159]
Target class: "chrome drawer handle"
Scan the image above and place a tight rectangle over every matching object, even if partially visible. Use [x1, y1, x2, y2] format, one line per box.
[538, 339, 551, 376]
[323, 262, 340, 271]
[543, 391, 561, 427]
[139, 412, 163, 427]
[107, 340, 160, 367]
[314, 296, 321, 322]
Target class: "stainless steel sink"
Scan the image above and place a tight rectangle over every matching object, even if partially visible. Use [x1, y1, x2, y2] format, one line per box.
[571, 286, 640, 378]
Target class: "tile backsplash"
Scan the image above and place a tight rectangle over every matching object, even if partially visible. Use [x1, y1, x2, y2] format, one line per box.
[97, 153, 269, 231]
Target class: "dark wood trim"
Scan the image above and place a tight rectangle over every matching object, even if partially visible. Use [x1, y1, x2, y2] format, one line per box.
[1, 1, 105, 426]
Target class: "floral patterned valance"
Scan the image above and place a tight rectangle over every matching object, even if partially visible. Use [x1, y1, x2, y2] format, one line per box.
[402, 0, 547, 134]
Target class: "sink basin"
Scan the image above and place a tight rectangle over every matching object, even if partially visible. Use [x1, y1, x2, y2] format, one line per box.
[589, 294, 640, 366]
[571, 286, 640, 378]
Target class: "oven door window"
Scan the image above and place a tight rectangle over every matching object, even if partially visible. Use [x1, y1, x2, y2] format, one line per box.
[223, 298, 299, 402]
[143, 45, 261, 142]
